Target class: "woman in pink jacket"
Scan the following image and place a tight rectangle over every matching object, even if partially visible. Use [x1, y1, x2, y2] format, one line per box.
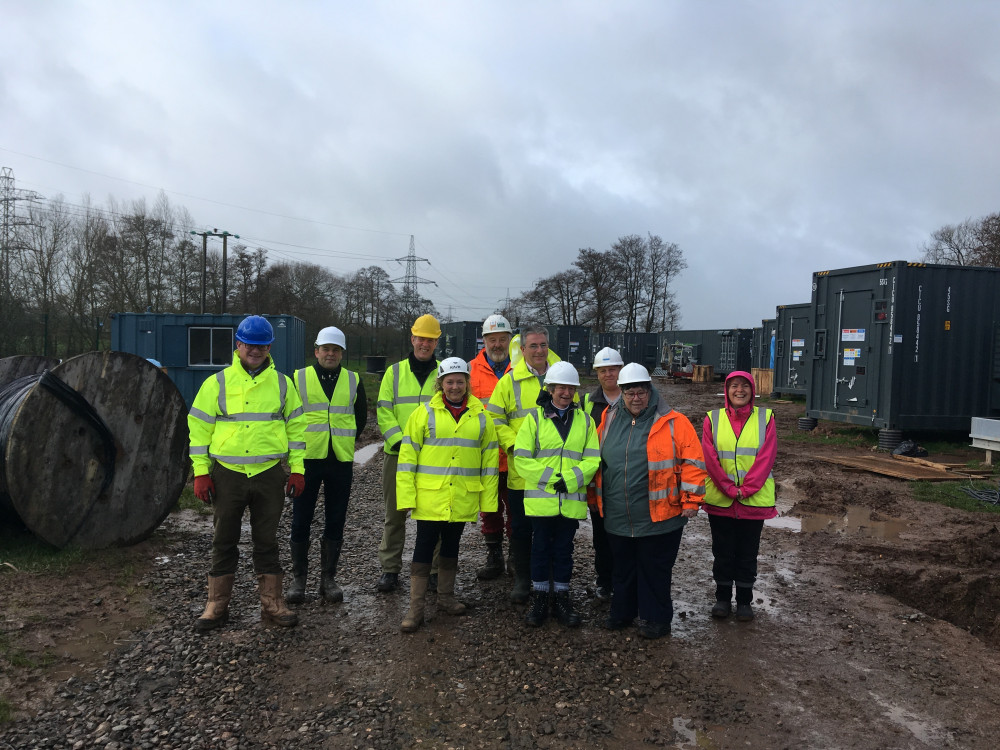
[701, 371, 777, 622]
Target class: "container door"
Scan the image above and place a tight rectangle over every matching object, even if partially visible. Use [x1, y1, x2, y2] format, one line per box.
[832, 290, 873, 412]
[786, 313, 810, 391]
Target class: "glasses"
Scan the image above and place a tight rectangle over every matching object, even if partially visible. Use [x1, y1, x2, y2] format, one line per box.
[239, 343, 270, 352]
[623, 388, 649, 398]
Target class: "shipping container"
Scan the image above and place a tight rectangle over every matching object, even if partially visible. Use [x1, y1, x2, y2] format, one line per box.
[772, 304, 811, 397]
[589, 331, 659, 372]
[805, 261, 1000, 445]
[111, 312, 306, 406]
[545, 325, 591, 370]
[657, 329, 753, 378]
[437, 321, 483, 362]
[751, 319, 776, 370]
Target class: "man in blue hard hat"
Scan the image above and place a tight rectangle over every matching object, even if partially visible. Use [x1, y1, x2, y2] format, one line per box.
[188, 314, 307, 632]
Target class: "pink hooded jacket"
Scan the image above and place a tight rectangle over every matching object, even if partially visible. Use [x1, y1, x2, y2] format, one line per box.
[700, 370, 778, 520]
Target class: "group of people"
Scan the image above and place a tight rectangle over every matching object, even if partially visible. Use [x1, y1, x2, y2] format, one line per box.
[186, 313, 777, 640]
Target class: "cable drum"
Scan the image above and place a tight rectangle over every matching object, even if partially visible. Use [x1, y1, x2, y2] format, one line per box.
[0, 351, 189, 549]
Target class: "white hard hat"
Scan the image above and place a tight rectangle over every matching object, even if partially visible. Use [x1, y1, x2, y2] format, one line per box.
[617, 362, 651, 386]
[544, 361, 580, 387]
[593, 347, 624, 368]
[315, 326, 347, 349]
[437, 357, 471, 378]
[482, 314, 512, 336]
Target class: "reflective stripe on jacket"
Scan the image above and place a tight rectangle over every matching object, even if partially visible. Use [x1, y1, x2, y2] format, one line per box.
[188, 353, 306, 477]
[704, 406, 775, 508]
[377, 358, 438, 455]
[295, 366, 359, 461]
[485, 350, 564, 490]
[469, 348, 511, 472]
[595, 403, 706, 522]
[395, 393, 499, 521]
[513, 406, 599, 519]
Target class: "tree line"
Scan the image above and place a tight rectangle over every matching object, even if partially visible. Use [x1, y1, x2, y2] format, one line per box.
[502, 233, 688, 333]
[0, 187, 691, 360]
[0, 192, 437, 359]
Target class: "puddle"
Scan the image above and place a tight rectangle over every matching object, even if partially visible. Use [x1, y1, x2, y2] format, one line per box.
[354, 442, 384, 465]
[673, 716, 719, 749]
[767, 504, 908, 540]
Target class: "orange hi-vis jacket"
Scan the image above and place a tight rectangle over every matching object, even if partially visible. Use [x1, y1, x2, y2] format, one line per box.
[593, 402, 707, 522]
[469, 348, 512, 472]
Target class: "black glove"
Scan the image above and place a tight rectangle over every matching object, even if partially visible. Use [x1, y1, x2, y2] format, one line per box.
[553, 478, 568, 493]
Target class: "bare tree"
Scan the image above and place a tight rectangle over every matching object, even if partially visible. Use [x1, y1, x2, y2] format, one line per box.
[574, 248, 622, 332]
[921, 218, 980, 265]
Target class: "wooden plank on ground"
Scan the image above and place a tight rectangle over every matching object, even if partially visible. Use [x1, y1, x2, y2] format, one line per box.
[891, 454, 994, 477]
[811, 454, 965, 481]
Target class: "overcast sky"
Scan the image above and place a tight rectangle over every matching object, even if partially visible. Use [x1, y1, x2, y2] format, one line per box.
[3, 1, 999, 329]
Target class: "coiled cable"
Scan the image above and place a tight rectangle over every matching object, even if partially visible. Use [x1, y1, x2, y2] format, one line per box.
[0, 371, 116, 496]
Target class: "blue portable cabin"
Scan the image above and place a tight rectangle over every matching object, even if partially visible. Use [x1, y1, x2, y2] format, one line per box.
[110, 312, 307, 407]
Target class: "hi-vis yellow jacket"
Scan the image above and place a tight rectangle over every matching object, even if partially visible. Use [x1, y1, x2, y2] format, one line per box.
[704, 406, 776, 508]
[377, 359, 438, 455]
[485, 351, 567, 490]
[395, 393, 499, 521]
[294, 366, 359, 461]
[188, 354, 306, 478]
[513, 405, 599, 519]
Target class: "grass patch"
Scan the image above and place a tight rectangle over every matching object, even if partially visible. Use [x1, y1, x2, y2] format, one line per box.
[0, 631, 53, 670]
[912, 480, 1000, 514]
[173, 485, 212, 515]
[0, 528, 85, 575]
[782, 424, 879, 448]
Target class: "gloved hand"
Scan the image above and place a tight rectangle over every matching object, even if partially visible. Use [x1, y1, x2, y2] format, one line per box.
[286, 473, 305, 499]
[553, 477, 568, 494]
[194, 475, 215, 504]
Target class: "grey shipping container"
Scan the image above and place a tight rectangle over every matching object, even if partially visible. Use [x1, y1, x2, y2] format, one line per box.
[545, 325, 591, 370]
[437, 321, 483, 362]
[805, 261, 1000, 444]
[772, 304, 811, 397]
[751, 319, 776, 370]
[657, 329, 753, 378]
[111, 312, 306, 407]
[590, 332, 659, 371]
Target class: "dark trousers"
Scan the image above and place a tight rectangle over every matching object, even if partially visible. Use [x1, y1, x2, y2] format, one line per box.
[479, 471, 511, 537]
[290, 455, 353, 544]
[507, 488, 532, 543]
[607, 528, 683, 626]
[413, 520, 464, 564]
[590, 507, 613, 588]
[209, 463, 285, 576]
[529, 515, 578, 584]
[708, 515, 764, 604]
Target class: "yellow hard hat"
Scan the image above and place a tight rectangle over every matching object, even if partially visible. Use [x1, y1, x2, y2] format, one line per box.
[411, 314, 442, 338]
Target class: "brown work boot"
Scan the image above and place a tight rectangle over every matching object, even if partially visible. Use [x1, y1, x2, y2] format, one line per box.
[258, 573, 299, 628]
[436, 558, 467, 615]
[401, 562, 431, 633]
[194, 574, 235, 633]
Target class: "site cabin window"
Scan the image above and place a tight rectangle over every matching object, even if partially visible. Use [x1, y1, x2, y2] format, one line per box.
[189, 327, 234, 367]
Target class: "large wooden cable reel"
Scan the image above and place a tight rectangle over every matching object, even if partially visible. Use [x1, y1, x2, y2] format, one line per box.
[1, 351, 189, 549]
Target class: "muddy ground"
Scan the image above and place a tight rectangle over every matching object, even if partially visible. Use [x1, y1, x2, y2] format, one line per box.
[3, 381, 1000, 749]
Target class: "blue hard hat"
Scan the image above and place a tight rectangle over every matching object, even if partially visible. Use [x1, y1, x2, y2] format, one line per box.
[235, 315, 274, 345]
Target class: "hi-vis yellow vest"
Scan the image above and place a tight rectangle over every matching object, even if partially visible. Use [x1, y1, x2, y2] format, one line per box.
[704, 407, 775, 507]
[295, 366, 358, 461]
